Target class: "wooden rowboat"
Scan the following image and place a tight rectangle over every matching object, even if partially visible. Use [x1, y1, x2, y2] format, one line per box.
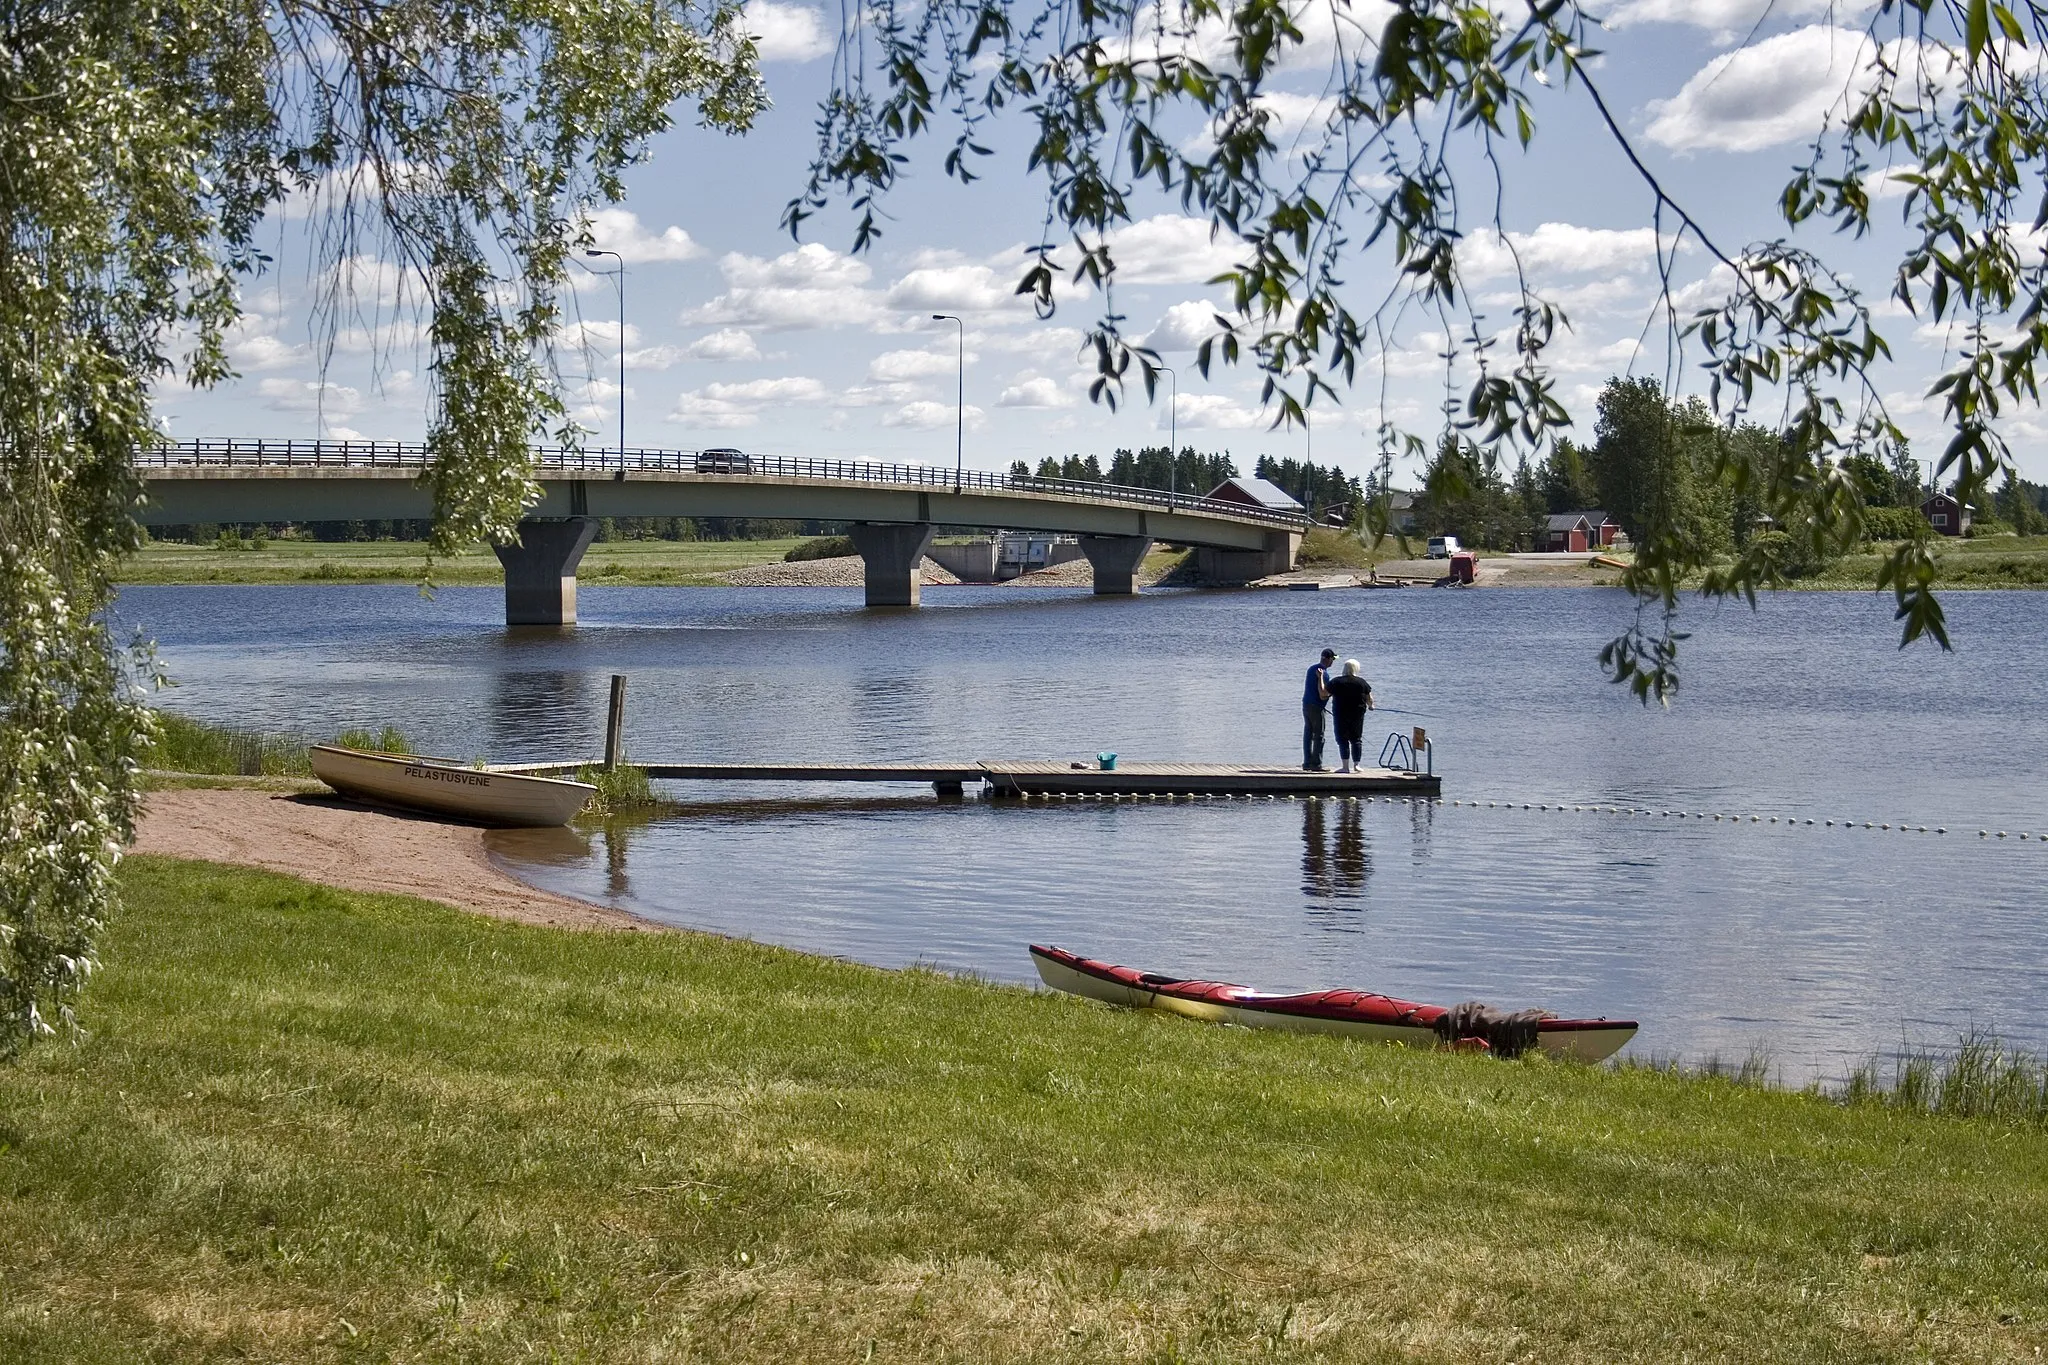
[1028, 944, 1637, 1062]
[308, 745, 595, 827]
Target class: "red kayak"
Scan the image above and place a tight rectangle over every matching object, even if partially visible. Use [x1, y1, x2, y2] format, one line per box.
[1028, 944, 1637, 1061]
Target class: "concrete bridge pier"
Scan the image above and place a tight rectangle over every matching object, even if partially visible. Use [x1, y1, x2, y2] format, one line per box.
[1077, 535, 1153, 595]
[494, 517, 599, 625]
[849, 522, 936, 607]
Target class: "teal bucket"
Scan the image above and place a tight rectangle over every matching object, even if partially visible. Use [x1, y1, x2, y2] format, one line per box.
[1097, 751, 1118, 771]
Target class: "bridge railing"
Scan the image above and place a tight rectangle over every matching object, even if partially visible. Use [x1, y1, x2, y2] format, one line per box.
[135, 439, 1310, 529]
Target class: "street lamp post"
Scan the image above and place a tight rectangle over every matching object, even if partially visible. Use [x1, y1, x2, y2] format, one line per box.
[1160, 364, 1176, 510]
[932, 313, 963, 493]
[585, 248, 625, 465]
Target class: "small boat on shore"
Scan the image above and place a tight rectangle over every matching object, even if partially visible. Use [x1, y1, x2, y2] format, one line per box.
[1028, 944, 1637, 1062]
[308, 745, 595, 827]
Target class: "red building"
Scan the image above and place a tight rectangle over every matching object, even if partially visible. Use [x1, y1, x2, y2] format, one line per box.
[1206, 476, 1306, 514]
[1543, 513, 1591, 552]
[1920, 492, 1973, 536]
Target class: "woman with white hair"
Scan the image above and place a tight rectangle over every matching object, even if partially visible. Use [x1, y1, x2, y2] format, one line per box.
[1324, 658, 1374, 773]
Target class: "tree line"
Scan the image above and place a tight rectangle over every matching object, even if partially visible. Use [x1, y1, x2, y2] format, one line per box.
[1410, 378, 2048, 555]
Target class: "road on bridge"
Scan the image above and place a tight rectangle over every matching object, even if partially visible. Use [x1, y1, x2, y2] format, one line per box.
[135, 440, 1308, 620]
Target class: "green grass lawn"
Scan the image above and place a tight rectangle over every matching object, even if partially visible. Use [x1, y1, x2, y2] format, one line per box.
[2, 858, 2044, 1361]
[1804, 533, 2048, 590]
[120, 537, 811, 586]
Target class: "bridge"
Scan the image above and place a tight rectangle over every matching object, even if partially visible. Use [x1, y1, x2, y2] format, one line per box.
[134, 439, 1307, 623]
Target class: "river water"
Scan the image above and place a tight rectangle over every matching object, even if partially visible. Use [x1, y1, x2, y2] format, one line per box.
[120, 582, 2048, 1083]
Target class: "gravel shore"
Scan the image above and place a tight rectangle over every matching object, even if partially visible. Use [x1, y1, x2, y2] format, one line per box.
[718, 554, 964, 587]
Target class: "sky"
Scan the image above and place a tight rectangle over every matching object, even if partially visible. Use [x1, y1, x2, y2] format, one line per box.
[155, 0, 2048, 489]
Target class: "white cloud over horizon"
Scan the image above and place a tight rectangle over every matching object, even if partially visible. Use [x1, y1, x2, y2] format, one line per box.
[745, 1, 834, 62]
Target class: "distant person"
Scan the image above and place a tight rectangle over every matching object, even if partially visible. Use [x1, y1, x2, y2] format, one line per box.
[1326, 658, 1375, 772]
[1302, 648, 1336, 771]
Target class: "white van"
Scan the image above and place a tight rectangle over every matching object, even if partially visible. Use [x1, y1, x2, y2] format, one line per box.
[1426, 535, 1461, 559]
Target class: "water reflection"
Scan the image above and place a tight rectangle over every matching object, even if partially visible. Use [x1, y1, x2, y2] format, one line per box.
[489, 669, 595, 758]
[1300, 798, 1371, 905]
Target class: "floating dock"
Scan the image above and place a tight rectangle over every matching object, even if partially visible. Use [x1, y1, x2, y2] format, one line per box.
[490, 758, 1439, 799]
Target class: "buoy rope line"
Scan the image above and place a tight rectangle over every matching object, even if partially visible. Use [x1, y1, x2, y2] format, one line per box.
[1014, 791, 2041, 841]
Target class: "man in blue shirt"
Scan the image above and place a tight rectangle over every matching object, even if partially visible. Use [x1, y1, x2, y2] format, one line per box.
[1302, 648, 1336, 771]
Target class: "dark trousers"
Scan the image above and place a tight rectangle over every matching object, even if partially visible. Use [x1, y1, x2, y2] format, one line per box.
[1302, 702, 1327, 768]
[1335, 715, 1365, 766]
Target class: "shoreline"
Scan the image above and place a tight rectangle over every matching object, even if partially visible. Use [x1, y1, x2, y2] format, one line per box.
[133, 787, 655, 934]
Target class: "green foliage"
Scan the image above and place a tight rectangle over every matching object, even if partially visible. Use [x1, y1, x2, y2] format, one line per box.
[1843, 1035, 2048, 1126]
[1, 0, 764, 1056]
[144, 713, 413, 776]
[1104, 445, 1237, 496]
[1538, 439, 1602, 515]
[1746, 531, 1833, 581]
[1293, 527, 1373, 569]
[784, 535, 856, 562]
[793, 0, 2048, 703]
[1416, 436, 1526, 550]
[573, 763, 659, 815]
[1861, 506, 1930, 544]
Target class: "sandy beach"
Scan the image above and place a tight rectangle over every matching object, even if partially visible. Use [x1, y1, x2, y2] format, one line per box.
[133, 788, 653, 933]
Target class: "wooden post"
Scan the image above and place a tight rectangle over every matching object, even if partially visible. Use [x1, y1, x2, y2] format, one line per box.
[604, 674, 626, 770]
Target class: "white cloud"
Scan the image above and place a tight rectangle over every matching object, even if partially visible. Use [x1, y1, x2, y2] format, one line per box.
[258, 378, 362, 414]
[557, 318, 639, 351]
[976, 326, 1085, 356]
[688, 244, 880, 330]
[702, 376, 829, 404]
[685, 328, 762, 361]
[885, 262, 1016, 314]
[1103, 215, 1245, 285]
[1139, 300, 1227, 352]
[1173, 393, 1264, 430]
[1460, 223, 1669, 282]
[1646, 26, 1873, 153]
[868, 347, 968, 382]
[997, 376, 1072, 408]
[882, 400, 985, 429]
[227, 330, 308, 372]
[745, 1, 833, 62]
[1601, 0, 1840, 36]
[581, 207, 701, 264]
[668, 394, 760, 429]
[668, 374, 829, 430]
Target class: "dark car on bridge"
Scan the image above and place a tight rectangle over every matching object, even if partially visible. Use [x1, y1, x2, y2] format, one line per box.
[695, 447, 752, 474]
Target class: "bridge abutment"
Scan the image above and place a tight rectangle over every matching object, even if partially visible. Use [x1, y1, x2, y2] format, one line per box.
[849, 522, 936, 607]
[1077, 535, 1153, 595]
[1195, 529, 1301, 584]
[494, 517, 599, 626]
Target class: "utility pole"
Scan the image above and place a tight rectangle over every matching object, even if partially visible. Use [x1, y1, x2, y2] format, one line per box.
[1160, 364, 1176, 510]
[586, 248, 625, 466]
[932, 314, 964, 493]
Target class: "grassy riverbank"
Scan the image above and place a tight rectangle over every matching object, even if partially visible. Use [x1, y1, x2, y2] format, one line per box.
[2, 858, 2044, 1361]
[120, 536, 811, 586]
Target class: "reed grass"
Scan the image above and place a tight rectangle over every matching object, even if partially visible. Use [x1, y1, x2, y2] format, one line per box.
[3, 857, 2045, 1362]
[144, 710, 410, 776]
[574, 761, 663, 814]
[1840, 1034, 2048, 1125]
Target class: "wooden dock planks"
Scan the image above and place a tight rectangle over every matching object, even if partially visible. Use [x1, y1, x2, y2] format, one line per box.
[979, 761, 1438, 797]
[491, 757, 1440, 797]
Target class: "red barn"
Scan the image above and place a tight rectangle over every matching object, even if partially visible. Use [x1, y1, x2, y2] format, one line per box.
[1543, 513, 1591, 552]
[1920, 492, 1972, 536]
